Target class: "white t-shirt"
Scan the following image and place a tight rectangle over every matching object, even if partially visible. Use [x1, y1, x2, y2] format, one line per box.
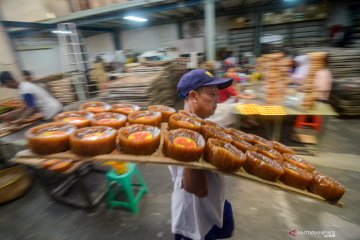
[18, 82, 62, 120]
[169, 166, 225, 240]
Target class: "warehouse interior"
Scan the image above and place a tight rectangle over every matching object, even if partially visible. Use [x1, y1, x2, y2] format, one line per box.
[0, 0, 360, 239]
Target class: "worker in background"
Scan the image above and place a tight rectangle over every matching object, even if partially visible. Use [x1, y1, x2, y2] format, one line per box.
[93, 55, 107, 91]
[22, 70, 33, 82]
[291, 55, 309, 85]
[314, 54, 333, 103]
[0, 71, 62, 122]
[170, 69, 234, 240]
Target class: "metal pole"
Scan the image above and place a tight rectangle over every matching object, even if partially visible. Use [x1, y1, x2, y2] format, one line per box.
[204, 0, 215, 61]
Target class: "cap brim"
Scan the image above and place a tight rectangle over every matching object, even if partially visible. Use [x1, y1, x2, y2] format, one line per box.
[203, 78, 233, 90]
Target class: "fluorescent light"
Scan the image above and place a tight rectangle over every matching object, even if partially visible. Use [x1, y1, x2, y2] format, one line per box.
[123, 16, 148, 22]
[52, 30, 72, 34]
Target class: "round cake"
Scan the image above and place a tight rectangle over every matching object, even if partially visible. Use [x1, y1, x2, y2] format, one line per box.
[128, 110, 162, 127]
[228, 128, 254, 143]
[25, 122, 76, 155]
[231, 135, 257, 152]
[117, 124, 161, 155]
[271, 141, 295, 154]
[202, 119, 220, 127]
[148, 105, 176, 122]
[41, 159, 61, 169]
[111, 103, 140, 115]
[178, 110, 204, 123]
[48, 159, 74, 173]
[201, 125, 232, 142]
[255, 144, 284, 162]
[54, 111, 93, 128]
[70, 126, 117, 156]
[168, 113, 202, 132]
[91, 112, 127, 129]
[308, 172, 345, 202]
[204, 138, 246, 173]
[244, 151, 284, 181]
[163, 128, 205, 162]
[249, 134, 273, 148]
[280, 162, 314, 190]
[283, 153, 315, 173]
[80, 101, 111, 113]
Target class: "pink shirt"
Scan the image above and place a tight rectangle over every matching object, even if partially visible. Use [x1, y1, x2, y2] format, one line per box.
[315, 69, 333, 101]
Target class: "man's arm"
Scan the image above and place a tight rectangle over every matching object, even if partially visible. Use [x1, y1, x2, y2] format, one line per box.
[182, 168, 208, 198]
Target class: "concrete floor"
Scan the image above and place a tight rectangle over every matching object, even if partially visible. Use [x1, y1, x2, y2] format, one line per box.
[1, 117, 360, 240]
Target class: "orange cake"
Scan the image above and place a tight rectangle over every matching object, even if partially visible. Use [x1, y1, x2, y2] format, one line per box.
[231, 135, 257, 152]
[283, 153, 315, 173]
[178, 110, 204, 123]
[201, 125, 232, 142]
[228, 128, 254, 143]
[128, 110, 162, 127]
[70, 126, 117, 156]
[80, 101, 111, 113]
[308, 172, 346, 202]
[204, 138, 246, 173]
[26, 122, 76, 155]
[91, 112, 127, 129]
[54, 111, 93, 128]
[248, 134, 273, 147]
[117, 124, 161, 155]
[271, 141, 295, 154]
[42, 159, 61, 169]
[255, 144, 284, 162]
[111, 103, 140, 115]
[280, 162, 314, 190]
[244, 151, 284, 181]
[163, 128, 205, 162]
[48, 159, 74, 173]
[148, 105, 176, 122]
[168, 113, 202, 132]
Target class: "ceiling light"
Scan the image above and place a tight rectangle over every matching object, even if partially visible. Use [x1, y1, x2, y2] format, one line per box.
[52, 30, 72, 34]
[123, 16, 148, 22]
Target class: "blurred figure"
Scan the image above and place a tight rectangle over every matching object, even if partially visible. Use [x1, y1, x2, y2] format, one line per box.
[314, 54, 333, 102]
[0, 71, 62, 122]
[22, 70, 33, 82]
[291, 55, 309, 85]
[93, 56, 107, 91]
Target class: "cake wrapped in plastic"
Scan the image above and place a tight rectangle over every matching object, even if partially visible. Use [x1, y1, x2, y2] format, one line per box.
[91, 112, 127, 129]
[201, 125, 232, 142]
[255, 144, 284, 162]
[168, 113, 202, 132]
[283, 153, 315, 173]
[228, 128, 254, 143]
[248, 134, 273, 147]
[244, 151, 284, 181]
[202, 120, 220, 127]
[48, 159, 74, 173]
[308, 172, 346, 202]
[54, 111, 93, 128]
[204, 138, 246, 173]
[280, 162, 314, 190]
[231, 135, 257, 152]
[80, 101, 111, 113]
[128, 110, 162, 127]
[25, 122, 76, 155]
[111, 103, 140, 115]
[70, 126, 117, 156]
[271, 141, 295, 154]
[148, 105, 176, 122]
[117, 124, 161, 155]
[178, 110, 204, 123]
[163, 128, 205, 162]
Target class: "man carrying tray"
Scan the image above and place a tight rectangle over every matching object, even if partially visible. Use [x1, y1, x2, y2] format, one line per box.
[169, 69, 234, 240]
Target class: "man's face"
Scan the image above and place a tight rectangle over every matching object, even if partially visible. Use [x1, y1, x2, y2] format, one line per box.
[191, 86, 218, 118]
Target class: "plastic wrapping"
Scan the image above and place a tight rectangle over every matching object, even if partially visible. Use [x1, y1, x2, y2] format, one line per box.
[163, 128, 205, 162]
[244, 151, 284, 181]
[283, 153, 315, 173]
[202, 119, 220, 127]
[128, 110, 162, 127]
[280, 162, 314, 190]
[168, 113, 202, 132]
[201, 125, 233, 142]
[255, 144, 284, 162]
[91, 112, 127, 129]
[228, 128, 254, 143]
[231, 135, 257, 152]
[80, 101, 111, 113]
[117, 124, 161, 155]
[148, 105, 176, 122]
[178, 110, 204, 123]
[54, 111, 94, 128]
[26, 122, 76, 155]
[111, 103, 140, 115]
[48, 159, 74, 173]
[308, 172, 345, 202]
[248, 134, 273, 147]
[271, 141, 295, 154]
[204, 138, 246, 173]
[70, 126, 117, 156]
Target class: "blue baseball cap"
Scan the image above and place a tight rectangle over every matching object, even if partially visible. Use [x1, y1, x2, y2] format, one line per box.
[177, 69, 233, 99]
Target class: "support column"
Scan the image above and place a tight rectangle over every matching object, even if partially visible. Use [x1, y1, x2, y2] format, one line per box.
[204, 0, 215, 61]
[177, 21, 183, 39]
[254, 11, 262, 57]
[112, 29, 121, 50]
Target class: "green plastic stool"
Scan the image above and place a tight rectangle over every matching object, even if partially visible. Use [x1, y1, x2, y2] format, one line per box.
[106, 163, 148, 214]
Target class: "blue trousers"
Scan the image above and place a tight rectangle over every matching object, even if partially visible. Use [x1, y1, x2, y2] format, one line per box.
[174, 199, 234, 240]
